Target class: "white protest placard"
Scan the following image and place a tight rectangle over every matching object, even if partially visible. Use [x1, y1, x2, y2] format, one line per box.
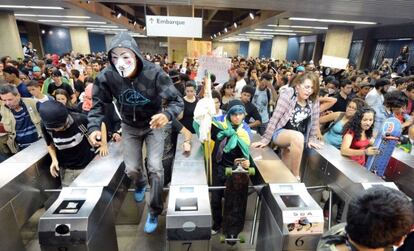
[146, 15, 202, 38]
[321, 55, 349, 70]
[196, 56, 232, 84]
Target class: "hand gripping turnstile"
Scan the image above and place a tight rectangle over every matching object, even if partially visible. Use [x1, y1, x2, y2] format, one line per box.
[166, 135, 212, 251]
[250, 141, 324, 251]
[38, 142, 132, 251]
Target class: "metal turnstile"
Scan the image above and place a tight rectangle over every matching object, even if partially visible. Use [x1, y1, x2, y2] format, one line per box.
[256, 183, 324, 251]
[166, 135, 211, 251]
[302, 144, 402, 221]
[38, 142, 133, 251]
[0, 140, 58, 251]
[249, 137, 324, 251]
[386, 148, 414, 198]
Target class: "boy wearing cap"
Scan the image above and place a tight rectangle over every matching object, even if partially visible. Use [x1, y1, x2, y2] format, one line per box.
[39, 101, 95, 186]
[195, 99, 252, 234]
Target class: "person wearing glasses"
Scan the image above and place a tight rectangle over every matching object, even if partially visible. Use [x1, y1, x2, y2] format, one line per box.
[252, 72, 322, 181]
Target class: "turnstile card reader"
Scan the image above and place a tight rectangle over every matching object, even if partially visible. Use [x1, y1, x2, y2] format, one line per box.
[257, 183, 323, 251]
[167, 185, 211, 240]
[39, 187, 118, 251]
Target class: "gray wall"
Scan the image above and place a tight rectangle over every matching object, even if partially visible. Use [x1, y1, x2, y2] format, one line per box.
[134, 37, 168, 55]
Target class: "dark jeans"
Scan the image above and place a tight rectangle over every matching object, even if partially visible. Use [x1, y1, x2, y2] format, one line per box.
[211, 164, 227, 230]
[122, 123, 165, 216]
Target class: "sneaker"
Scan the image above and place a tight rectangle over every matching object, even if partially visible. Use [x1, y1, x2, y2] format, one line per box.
[134, 187, 146, 203]
[211, 228, 220, 235]
[144, 213, 158, 233]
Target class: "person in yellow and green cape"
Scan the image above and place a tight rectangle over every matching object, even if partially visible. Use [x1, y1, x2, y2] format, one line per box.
[194, 99, 253, 235]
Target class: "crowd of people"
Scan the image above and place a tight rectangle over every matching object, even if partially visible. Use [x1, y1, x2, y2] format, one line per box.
[0, 34, 413, 248]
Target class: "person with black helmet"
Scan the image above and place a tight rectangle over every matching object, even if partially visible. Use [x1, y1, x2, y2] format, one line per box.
[39, 100, 95, 187]
[87, 32, 183, 234]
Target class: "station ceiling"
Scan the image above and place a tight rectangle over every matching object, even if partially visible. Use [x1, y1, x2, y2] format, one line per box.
[3, 0, 414, 41]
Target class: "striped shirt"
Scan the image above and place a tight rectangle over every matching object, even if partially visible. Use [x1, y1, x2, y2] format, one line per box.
[12, 104, 39, 149]
[260, 87, 320, 145]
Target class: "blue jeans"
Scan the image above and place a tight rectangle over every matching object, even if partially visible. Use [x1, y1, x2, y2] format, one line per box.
[122, 123, 165, 216]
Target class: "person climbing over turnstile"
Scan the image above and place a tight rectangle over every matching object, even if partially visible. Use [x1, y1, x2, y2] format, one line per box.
[87, 32, 183, 234]
[317, 186, 414, 251]
[194, 99, 252, 235]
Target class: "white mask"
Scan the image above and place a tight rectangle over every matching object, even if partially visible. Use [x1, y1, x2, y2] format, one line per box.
[111, 47, 137, 78]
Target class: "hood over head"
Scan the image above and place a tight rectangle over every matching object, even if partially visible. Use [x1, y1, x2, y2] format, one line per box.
[108, 32, 144, 77]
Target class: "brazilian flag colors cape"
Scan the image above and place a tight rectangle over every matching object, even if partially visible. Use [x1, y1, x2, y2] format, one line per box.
[193, 115, 251, 159]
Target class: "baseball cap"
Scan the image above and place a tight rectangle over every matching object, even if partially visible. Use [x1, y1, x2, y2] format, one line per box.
[32, 66, 41, 72]
[38, 101, 68, 129]
[296, 66, 305, 72]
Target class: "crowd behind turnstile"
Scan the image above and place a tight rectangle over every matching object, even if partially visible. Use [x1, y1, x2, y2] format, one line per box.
[0, 133, 413, 251]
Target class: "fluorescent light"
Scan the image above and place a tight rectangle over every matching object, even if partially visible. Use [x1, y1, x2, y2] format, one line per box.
[15, 14, 90, 19]
[255, 28, 294, 32]
[133, 21, 137, 26]
[247, 31, 297, 36]
[269, 24, 328, 30]
[41, 30, 45, 34]
[210, 36, 213, 39]
[218, 32, 221, 36]
[249, 13, 254, 20]
[234, 22, 238, 28]
[288, 17, 377, 25]
[224, 27, 228, 33]
[61, 24, 118, 28]
[117, 13, 122, 19]
[86, 28, 128, 31]
[38, 20, 106, 24]
[213, 34, 216, 38]
[0, 5, 63, 9]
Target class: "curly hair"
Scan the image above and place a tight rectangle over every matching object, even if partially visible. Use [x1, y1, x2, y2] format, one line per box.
[343, 107, 375, 140]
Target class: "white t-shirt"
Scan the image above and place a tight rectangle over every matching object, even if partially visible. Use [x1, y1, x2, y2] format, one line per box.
[33, 95, 51, 103]
[234, 78, 246, 99]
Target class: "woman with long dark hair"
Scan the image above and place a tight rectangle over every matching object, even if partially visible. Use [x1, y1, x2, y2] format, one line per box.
[341, 107, 379, 166]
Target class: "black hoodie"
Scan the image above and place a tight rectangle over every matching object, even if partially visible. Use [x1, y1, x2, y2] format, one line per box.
[88, 32, 183, 132]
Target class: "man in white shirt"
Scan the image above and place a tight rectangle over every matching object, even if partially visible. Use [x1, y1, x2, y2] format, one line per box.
[365, 78, 391, 132]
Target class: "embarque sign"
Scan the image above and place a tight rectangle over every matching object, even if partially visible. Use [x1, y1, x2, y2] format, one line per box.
[146, 15, 202, 38]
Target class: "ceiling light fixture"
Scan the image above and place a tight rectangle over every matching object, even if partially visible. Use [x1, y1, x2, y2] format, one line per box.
[38, 20, 106, 24]
[41, 30, 45, 34]
[288, 17, 377, 25]
[0, 5, 64, 9]
[15, 14, 90, 19]
[269, 24, 328, 30]
[249, 12, 255, 20]
[233, 22, 238, 28]
[224, 27, 228, 33]
[133, 21, 137, 26]
[255, 28, 295, 32]
[116, 12, 122, 19]
[218, 32, 221, 36]
[143, 26, 146, 31]
[213, 34, 217, 38]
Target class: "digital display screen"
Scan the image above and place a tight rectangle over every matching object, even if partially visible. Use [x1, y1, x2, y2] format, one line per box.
[70, 189, 87, 195]
[281, 195, 307, 208]
[280, 185, 293, 191]
[180, 187, 194, 193]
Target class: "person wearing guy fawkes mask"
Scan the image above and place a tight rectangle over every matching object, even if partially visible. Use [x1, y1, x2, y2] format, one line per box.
[88, 32, 183, 234]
